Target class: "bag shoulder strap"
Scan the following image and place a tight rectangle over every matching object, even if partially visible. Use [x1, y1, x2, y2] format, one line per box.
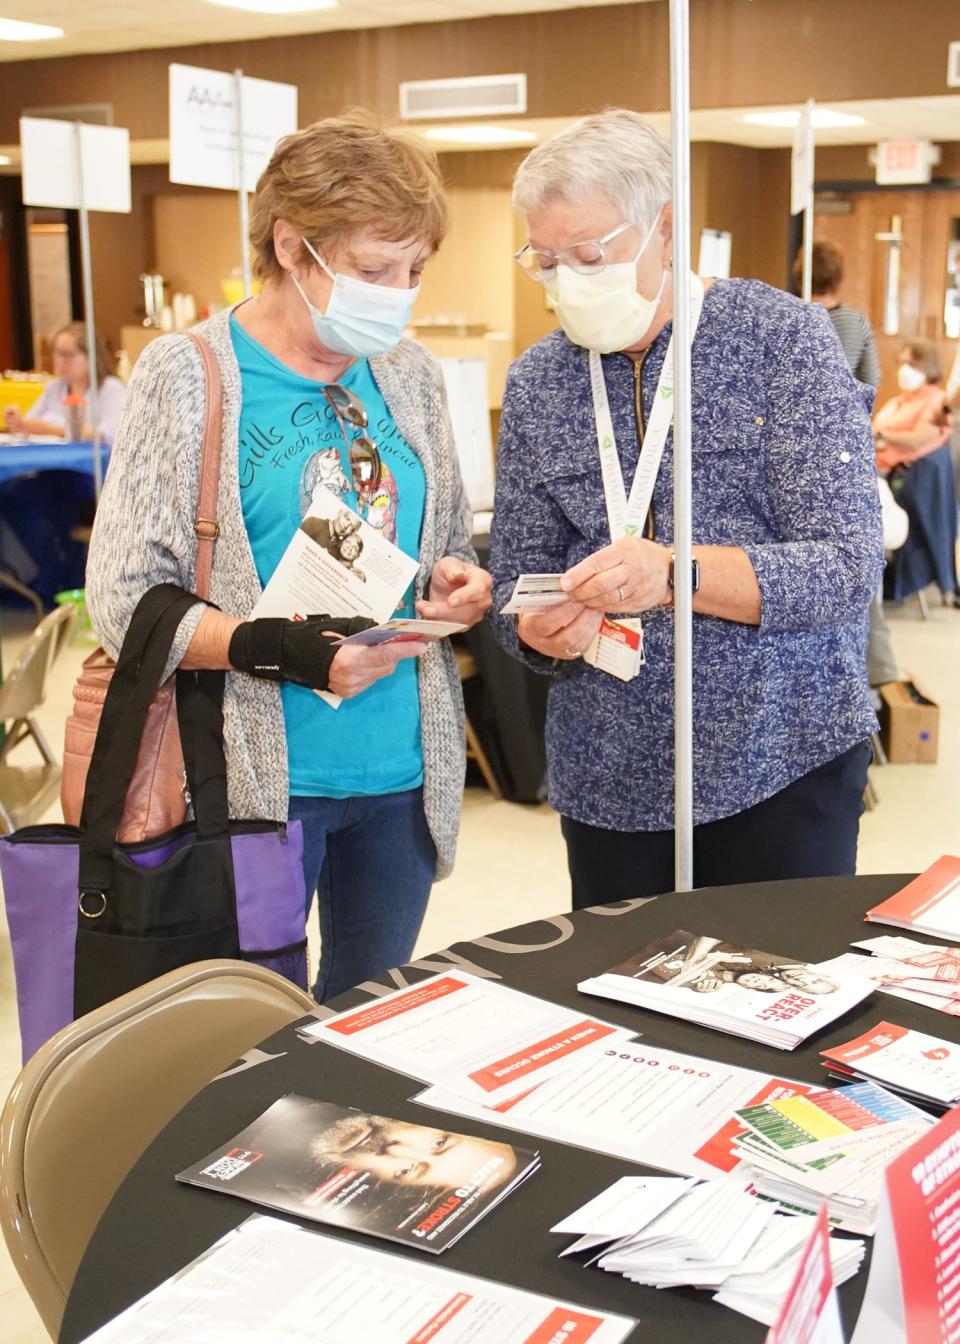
[187, 331, 223, 600]
[79, 586, 202, 890]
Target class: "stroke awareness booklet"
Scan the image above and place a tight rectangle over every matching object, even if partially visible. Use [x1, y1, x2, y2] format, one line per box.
[80, 1214, 637, 1344]
[176, 1094, 540, 1255]
[864, 856, 960, 940]
[820, 1021, 960, 1110]
[299, 972, 639, 1108]
[413, 1042, 818, 1181]
[578, 930, 874, 1049]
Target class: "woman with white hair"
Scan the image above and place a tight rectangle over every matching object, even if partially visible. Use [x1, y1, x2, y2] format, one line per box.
[489, 109, 883, 906]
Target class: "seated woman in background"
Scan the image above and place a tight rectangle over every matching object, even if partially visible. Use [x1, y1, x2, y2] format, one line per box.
[3, 322, 127, 442]
[874, 341, 952, 471]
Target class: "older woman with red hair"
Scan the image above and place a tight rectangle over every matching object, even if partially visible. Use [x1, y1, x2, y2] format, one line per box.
[87, 114, 491, 999]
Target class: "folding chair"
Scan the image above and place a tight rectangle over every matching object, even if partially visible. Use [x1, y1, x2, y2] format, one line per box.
[0, 960, 317, 1339]
[0, 603, 75, 833]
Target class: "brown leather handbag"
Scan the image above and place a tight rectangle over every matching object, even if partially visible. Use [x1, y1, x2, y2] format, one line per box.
[60, 332, 224, 842]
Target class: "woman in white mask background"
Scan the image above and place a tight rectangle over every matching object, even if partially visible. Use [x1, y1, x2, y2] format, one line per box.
[874, 341, 953, 472]
[489, 109, 884, 908]
[88, 113, 491, 1000]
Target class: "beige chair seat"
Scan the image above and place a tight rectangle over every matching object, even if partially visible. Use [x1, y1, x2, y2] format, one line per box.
[0, 959, 317, 1340]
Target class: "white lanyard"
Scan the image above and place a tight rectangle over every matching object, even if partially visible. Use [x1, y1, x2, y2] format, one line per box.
[589, 273, 705, 543]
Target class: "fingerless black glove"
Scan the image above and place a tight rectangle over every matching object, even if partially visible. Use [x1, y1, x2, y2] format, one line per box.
[228, 615, 376, 691]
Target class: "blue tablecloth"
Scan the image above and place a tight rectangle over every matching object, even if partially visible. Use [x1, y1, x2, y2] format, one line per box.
[0, 439, 108, 485]
[0, 439, 111, 603]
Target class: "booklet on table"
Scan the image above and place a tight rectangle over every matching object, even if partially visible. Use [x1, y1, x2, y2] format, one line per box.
[300, 971, 639, 1107]
[578, 929, 874, 1049]
[821, 938, 960, 1018]
[79, 1214, 637, 1344]
[176, 1094, 541, 1254]
[864, 856, 960, 941]
[731, 1081, 935, 1234]
[820, 1021, 960, 1110]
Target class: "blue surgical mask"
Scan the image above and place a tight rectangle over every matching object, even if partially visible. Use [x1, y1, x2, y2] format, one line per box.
[290, 238, 419, 358]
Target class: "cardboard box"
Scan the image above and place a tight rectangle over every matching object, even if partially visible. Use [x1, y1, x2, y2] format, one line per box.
[879, 678, 940, 764]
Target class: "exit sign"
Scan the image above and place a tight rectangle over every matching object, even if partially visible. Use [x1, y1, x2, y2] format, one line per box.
[875, 139, 933, 185]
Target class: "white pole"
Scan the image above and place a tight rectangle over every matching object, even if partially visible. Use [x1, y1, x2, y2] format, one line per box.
[669, 0, 694, 893]
[234, 68, 253, 299]
[802, 98, 815, 302]
[75, 123, 103, 500]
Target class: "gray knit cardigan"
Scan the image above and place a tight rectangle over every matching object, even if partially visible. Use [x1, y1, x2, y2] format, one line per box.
[85, 310, 472, 877]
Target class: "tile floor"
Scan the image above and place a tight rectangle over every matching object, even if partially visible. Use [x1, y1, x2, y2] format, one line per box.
[1, 592, 958, 1341]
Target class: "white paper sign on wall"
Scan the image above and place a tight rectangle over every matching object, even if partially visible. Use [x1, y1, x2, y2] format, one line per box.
[875, 140, 933, 186]
[20, 118, 131, 213]
[169, 63, 298, 192]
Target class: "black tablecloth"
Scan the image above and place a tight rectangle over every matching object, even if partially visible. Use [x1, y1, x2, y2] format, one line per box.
[61, 874, 947, 1343]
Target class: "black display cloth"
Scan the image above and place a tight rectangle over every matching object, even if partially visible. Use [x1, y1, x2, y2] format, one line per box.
[61, 874, 947, 1344]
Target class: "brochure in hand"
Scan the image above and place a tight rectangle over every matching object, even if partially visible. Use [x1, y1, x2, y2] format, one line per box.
[250, 485, 421, 709]
[578, 930, 875, 1049]
[176, 1094, 540, 1254]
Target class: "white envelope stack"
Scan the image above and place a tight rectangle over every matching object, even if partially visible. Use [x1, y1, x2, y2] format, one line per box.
[551, 1175, 865, 1328]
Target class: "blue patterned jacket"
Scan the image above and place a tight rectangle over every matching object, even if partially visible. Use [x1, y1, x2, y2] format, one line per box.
[489, 279, 882, 831]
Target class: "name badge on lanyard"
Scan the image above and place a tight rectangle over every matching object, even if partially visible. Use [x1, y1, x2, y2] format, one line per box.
[582, 273, 705, 681]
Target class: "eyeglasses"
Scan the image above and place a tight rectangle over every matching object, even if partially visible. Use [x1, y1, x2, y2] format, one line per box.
[322, 385, 382, 494]
[513, 220, 636, 283]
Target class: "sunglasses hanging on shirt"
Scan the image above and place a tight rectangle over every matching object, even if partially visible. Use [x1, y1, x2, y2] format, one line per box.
[322, 384, 383, 496]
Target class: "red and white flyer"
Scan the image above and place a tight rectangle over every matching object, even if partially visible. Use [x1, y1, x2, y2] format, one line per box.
[415, 1042, 813, 1180]
[301, 973, 638, 1106]
[766, 1205, 845, 1344]
[821, 1022, 960, 1108]
[81, 1214, 637, 1343]
[852, 1101, 960, 1344]
[865, 858, 960, 941]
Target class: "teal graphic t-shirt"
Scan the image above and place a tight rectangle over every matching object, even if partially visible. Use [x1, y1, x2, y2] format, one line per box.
[231, 314, 426, 797]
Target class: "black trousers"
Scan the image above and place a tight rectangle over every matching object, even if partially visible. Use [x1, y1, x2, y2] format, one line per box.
[562, 740, 872, 909]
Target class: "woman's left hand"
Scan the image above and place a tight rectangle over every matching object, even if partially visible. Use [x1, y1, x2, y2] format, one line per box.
[560, 537, 672, 612]
[416, 557, 493, 628]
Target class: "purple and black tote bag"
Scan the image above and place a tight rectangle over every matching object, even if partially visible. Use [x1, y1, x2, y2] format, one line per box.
[0, 585, 308, 1063]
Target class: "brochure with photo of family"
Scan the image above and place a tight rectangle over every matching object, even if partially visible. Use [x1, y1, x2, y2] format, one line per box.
[176, 1094, 541, 1255]
[251, 485, 423, 708]
[578, 930, 875, 1049]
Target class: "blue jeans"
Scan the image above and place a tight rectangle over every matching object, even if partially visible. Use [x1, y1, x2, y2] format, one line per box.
[288, 789, 436, 1002]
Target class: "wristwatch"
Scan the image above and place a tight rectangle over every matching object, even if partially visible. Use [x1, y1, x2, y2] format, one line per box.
[668, 552, 700, 595]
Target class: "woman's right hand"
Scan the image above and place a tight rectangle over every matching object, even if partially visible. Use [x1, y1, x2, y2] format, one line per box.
[327, 638, 427, 699]
[516, 601, 602, 662]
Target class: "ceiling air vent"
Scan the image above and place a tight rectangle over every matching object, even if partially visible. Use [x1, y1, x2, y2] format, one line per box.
[399, 73, 527, 121]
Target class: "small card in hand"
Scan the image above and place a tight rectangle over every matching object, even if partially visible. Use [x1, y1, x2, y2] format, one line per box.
[502, 574, 567, 615]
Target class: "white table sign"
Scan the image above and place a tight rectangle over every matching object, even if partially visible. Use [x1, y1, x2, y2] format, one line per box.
[169, 62, 298, 192]
[20, 118, 131, 213]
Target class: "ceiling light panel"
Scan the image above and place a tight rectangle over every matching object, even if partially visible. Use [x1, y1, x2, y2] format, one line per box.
[0, 16, 64, 40]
